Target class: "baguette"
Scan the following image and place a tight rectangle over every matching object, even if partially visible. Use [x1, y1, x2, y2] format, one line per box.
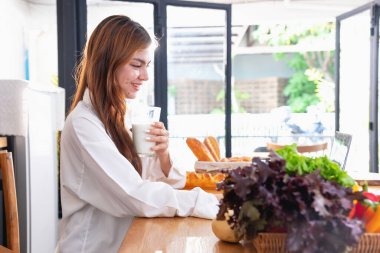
[204, 136, 221, 161]
[186, 137, 216, 162]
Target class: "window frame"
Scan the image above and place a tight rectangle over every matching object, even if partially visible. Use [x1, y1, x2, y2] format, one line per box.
[335, 0, 380, 173]
[57, 0, 233, 156]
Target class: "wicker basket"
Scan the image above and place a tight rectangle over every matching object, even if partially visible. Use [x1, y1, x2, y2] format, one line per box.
[252, 233, 380, 253]
[253, 233, 289, 253]
[350, 233, 380, 253]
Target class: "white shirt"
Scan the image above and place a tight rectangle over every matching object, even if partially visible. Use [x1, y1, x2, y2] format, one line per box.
[56, 90, 219, 253]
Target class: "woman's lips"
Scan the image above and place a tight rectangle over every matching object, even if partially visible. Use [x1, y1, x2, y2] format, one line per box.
[132, 83, 141, 91]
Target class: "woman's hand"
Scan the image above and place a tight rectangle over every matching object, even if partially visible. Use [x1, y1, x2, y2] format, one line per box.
[147, 122, 169, 156]
[147, 122, 172, 176]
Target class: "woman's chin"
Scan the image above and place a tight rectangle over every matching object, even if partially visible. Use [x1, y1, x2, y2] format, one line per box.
[125, 93, 137, 99]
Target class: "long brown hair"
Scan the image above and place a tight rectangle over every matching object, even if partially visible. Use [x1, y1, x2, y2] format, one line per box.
[70, 15, 152, 175]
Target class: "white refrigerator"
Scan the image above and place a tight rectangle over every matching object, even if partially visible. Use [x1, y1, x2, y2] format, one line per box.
[0, 79, 65, 253]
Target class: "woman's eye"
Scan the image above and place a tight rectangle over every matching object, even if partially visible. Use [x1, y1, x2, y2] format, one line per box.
[131, 64, 141, 68]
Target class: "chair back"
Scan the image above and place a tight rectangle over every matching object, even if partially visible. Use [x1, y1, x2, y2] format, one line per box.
[0, 152, 20, 253]
[329, 132, 352, 170]
[267, 142, 328, 157]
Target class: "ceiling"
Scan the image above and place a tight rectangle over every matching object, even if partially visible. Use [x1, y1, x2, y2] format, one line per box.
[25, 0, 372, 3]
[24, 0, 373, 22]
[24, 0, 373, 9]
[189, 0, 370, 5]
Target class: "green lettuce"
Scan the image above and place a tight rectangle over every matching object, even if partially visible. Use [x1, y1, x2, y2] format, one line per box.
[275, 144, 355, 187]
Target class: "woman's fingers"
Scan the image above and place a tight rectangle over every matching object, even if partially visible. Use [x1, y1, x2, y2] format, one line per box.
[151, 142, 168, 151]
[144, 122, 170, 158]
[145, 122, 169, 152]
[148, 122, 169, 137]
[148, 135, 168, 143]
[151, 121, 165, 129]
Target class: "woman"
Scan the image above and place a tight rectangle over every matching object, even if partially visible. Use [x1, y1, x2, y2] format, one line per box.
[56, 15, 219, 253]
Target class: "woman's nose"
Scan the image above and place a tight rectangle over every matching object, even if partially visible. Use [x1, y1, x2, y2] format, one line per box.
[139, 67, 149, 81]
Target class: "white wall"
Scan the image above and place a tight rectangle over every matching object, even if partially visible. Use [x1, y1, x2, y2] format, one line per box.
[0, 0, 57, 86]
[26, 3, 57, 86]
[0, 0, 29, 79]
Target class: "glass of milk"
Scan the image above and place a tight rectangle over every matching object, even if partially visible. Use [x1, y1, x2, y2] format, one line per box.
[132, 106, 161, 157]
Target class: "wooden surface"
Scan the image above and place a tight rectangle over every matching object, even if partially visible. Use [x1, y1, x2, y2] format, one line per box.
[350, 172, 380, 186]
[0, 137, 7, 149]
[118, 217, 254, 253]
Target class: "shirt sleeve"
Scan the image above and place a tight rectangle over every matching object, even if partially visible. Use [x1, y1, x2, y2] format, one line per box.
[62, 113, 219, 219]
[140, 156, 186, 189]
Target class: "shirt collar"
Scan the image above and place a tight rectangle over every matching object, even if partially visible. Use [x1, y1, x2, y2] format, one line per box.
[83, 88, 92, 108]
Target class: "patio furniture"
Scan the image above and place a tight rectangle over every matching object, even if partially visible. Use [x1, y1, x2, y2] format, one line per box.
[266, 142, 328, 157]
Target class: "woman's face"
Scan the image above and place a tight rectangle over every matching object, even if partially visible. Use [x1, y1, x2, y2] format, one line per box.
[116, 48, 151, 99]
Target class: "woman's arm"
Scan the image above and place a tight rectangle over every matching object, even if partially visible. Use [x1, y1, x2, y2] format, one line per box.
[61, 111, 218, 219]
[140, 155, 186, 189]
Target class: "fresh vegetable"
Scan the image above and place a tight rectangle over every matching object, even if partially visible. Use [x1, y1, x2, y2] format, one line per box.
[347, 190, 380, 233]
[352, 184, 360, 192]
[216, 153, 364, 253]
[365, 205, 380, 232]
[362, 192, 380, 202]
[275, 144, 355, 187]
[351, 201, 368, 220]
[364, 205, 376, 223]
[348, 201, 356, 219]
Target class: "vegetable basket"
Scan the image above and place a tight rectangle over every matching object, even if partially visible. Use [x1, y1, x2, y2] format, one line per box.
[252, 233, 380, 253]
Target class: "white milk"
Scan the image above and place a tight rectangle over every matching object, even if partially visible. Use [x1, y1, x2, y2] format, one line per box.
[132, 122, 155, 156]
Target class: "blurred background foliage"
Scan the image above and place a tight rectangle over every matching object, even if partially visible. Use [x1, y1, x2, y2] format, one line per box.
[252, 22, 335, 113]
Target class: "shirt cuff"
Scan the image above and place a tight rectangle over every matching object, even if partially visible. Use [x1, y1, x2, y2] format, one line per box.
[141, 156, 186, 189]
[165, 162, 186, 189]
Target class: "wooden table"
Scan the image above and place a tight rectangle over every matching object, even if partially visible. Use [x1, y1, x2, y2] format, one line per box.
[118, 217, 255, 253]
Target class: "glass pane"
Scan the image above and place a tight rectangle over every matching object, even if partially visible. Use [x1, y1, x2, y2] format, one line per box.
[167, 6, 227, 166]
[232, 22, 336, 157]
[339, 10, 371, 173]
[87, 1, 155, 105]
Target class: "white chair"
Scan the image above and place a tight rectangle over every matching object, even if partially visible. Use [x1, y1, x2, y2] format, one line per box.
[329, 131, 352, 170]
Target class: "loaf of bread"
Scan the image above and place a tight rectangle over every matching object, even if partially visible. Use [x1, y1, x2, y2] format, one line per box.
[187, 136, 253, 163]
[211, 219, 241, 243]
[186, 137, 216, 162]
[204, 136, 221, 161]
[184, 171, 226, 189]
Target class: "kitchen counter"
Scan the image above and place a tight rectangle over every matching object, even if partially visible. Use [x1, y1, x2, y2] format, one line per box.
[118, 216, 255, 253]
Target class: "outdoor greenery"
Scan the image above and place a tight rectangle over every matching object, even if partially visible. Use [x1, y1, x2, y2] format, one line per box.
[252, 22, 335, 112]
[212, 88, 251, 114]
